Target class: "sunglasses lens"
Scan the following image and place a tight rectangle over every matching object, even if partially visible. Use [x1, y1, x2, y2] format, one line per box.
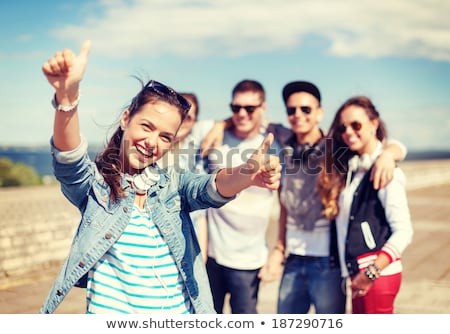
[230, 104, 240, 113]
[230, 104, 260, 114]
[337, 121, 363, 134]
[351, 121, 362, 131]
[336, 124, 346, 134]
[300, 106, 312, 114]
[286, 107, 296, 115]
[177, 95, 191, 113]
[244, 106, 256, 113]
[287, 106, 313, 115]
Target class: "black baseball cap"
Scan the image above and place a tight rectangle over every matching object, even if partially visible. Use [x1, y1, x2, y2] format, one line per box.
[282, 81, 321, 104]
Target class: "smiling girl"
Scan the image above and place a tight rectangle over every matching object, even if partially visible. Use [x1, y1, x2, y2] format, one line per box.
[40, 40, 281, 314]
[318, 96, 413, 314]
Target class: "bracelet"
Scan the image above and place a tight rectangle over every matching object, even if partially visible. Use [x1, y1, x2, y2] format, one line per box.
[364, 265, 379, 281]
[52, 92, 80, 112]
[368, 263, 381, 275]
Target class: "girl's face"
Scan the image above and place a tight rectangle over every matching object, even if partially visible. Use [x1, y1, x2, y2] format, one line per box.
[339, 105, 379, 155]
[119, 101, 182, 174]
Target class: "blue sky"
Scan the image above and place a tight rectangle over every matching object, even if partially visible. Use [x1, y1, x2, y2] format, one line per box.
[1, 0, 449, 150]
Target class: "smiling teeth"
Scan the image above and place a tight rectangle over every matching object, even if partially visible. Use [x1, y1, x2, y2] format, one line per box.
[136, 146, 153, 158]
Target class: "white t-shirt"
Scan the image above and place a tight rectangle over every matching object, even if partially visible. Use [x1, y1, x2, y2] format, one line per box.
[207, 130, 279, 270]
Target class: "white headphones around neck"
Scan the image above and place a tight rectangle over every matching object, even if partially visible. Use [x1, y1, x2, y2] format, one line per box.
[125, 165, 160, 194]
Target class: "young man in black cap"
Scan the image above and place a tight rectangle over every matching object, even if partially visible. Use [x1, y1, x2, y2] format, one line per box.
[266, 81, 407, 314]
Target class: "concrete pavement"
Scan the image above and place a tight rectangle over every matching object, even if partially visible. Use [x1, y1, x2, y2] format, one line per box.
[1, 183, 449, 314]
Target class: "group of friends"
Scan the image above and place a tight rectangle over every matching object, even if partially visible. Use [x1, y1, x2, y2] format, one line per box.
[40, 40, 413, 315]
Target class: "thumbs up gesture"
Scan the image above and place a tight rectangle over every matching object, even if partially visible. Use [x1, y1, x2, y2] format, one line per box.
[42, 41, 91, 151]
[244, 133, 282, 190]
[42, 40, 91, 101]
[214, 133, 282, 198]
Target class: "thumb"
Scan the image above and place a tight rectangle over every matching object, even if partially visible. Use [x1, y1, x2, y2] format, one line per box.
[78, 40, 91, 61]
[258, 133, 273, 155]
[256, 133, 274, 172]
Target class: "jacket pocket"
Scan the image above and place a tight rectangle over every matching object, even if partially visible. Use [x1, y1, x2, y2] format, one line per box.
[360, 221, 376, 249]
[163, 192, 182, 213]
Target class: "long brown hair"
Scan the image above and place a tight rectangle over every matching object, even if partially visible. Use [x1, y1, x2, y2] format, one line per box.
[317, 96, 387, 219]
[95, 78, 189, 202]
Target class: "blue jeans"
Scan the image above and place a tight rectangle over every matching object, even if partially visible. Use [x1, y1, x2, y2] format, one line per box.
[206, 257, 260, 314]
[277, 254, 346, 314]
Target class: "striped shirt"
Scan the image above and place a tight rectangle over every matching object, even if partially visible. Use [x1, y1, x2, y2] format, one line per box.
[86, 205, 193, 313]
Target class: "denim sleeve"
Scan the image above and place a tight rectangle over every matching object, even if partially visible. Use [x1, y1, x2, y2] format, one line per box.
[50, 135, 88, 164]
[179, 170, 235, 212]
[50, 136, 96, 210]
[206, 171, 236, 203]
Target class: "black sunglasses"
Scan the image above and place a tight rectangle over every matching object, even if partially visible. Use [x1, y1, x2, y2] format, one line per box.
[336, 121, 363, 134]
[145, 80, 191, 115]
[230, 103, 263, 114]
[286, 106, 313, 116]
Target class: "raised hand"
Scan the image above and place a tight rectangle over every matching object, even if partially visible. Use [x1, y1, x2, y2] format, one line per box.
[214, 133, 282, 198]
[42, 40, 91, 99]
[44, 40, 91, 151]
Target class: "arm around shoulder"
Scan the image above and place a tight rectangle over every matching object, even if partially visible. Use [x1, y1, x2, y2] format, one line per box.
[384, 138, 407, 162]
[372, 138, 408, 189]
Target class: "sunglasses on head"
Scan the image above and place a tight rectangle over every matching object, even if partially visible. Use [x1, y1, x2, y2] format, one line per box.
[229, 103, 263, 114]
[336, 121, 363, 134]
[145, 80, 191, 116]
[286, 106, 313, 116]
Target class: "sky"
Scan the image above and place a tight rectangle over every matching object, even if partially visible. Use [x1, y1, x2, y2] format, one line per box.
[1, 0, 449, 151]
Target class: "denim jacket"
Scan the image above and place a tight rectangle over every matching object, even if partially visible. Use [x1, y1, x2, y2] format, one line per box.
[41, 137, 233, 314]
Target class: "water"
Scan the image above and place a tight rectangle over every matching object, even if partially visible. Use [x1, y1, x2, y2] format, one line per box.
[0, 146, 449, 177]
[0, 147, 100, 176]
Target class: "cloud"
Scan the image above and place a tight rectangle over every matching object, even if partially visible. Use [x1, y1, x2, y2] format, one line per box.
[51, 0, 450, 61]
